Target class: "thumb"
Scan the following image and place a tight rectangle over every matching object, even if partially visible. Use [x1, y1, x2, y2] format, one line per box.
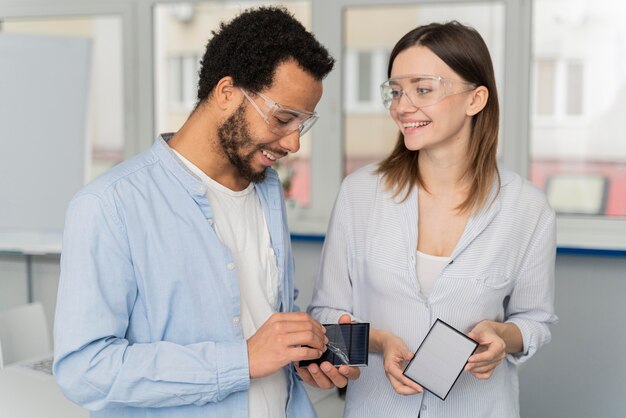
[338, 314, 353, 324]
[468, 331, 481, 341]
[404, 350, 415, 361]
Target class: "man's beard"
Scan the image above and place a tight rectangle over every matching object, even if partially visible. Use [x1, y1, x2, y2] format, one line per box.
[217, 104, 267, 183]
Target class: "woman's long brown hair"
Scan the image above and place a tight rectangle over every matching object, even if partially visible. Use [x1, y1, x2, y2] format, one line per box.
[376, 21, 500, 213]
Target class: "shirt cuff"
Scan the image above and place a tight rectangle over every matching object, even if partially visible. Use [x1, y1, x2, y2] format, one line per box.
[215, 340, 250, 400]
[505, 318, 550, 365]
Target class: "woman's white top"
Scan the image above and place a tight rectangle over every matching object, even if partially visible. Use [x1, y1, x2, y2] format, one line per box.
[416, 250, 451, 297]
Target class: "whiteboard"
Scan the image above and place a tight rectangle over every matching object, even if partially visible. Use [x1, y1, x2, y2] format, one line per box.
[0, 33, 91, 231]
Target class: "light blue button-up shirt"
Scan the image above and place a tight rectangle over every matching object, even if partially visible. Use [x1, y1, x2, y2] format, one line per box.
[53, 135, 316, 418]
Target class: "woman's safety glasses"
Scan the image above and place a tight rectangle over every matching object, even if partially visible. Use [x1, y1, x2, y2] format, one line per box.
[380, 75, 476, 110]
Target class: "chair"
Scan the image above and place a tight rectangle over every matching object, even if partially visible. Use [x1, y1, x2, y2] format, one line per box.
[0, 302, 51, 367]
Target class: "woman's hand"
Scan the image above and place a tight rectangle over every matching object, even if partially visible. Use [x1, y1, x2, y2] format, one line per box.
[466, 320, 521, 379]
[371, 329, 423, 395]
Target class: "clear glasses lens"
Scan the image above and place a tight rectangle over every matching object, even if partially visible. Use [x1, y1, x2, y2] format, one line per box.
[380, 76, 474, 110]
[242, 89, 318, 136]
[267, 107, 318, 136]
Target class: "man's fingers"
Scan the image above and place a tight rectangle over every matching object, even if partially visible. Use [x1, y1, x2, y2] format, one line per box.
[279, 330, 327, 351]
[290, 346, 324, 362]
[268, 317, 326, 337]
[268, 313, 326, 336]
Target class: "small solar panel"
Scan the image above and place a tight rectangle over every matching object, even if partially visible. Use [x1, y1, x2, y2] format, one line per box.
[300, 323, 369, 367]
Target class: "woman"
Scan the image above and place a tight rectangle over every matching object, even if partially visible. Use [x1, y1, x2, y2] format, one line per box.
[309, 21, 557, 417]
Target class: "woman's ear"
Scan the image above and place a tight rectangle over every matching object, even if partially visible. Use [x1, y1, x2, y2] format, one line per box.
[213, 76, 238, 111]
[466, 86, 489, 116]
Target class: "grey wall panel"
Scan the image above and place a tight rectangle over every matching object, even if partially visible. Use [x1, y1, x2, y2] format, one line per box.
[519, 254, 626, 418]
[0, 33, 90, 231]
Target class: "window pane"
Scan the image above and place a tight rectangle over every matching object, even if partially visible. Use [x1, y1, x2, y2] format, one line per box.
[168, 57, 182, 105]
[530, 0, 626, 218]
[357, 51, 372, 101]
[566, 61, 583, 115]
[536, 60, 556, 115]
[1, 16, 125, 180]
[343, 3, 506, 176]
[154, 1, 313, 208]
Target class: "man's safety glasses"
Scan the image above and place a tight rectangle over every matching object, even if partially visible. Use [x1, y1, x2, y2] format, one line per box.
[380, 75, 476, 110]
[241, 88, 319, 136]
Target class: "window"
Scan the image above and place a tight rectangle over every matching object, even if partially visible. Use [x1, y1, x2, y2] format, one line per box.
[344, 49, 389, 112]
[530, 0, 626, 233]
[534, 58, 584, 118]
[0, 15, 125, 180]
[167, 54, 201, 112]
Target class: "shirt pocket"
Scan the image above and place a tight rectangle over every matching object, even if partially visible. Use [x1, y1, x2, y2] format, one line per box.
[442, 273, 514, 302]
[472, 274, 514, 290]
[440, 274, 514, 325]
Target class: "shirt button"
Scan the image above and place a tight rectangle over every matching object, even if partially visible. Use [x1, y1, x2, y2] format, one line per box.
[227, 262, 235, 271]
[207, 219, 214, 226]
[232, 316, 240, 325]
[421, 404, 427, 411]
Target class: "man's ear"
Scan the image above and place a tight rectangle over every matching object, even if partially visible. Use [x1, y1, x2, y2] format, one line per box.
[466, 85, 489, 116]
[213, 76, 239, 111]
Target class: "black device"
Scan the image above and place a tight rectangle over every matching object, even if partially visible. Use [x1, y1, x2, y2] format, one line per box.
[299, 322, 370, 368]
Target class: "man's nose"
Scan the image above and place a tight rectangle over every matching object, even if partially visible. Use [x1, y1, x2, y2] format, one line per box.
[278, 130, 301, 154]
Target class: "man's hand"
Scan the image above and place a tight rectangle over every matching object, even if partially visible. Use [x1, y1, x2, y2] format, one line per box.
[247, 312, 327, 379]
[295, 314, 361, 389]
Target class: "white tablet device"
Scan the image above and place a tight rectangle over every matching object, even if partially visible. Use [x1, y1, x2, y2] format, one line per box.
[402, 319, 479, 400]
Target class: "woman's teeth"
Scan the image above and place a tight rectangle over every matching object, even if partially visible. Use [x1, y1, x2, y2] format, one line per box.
[403, 121, 430, 128]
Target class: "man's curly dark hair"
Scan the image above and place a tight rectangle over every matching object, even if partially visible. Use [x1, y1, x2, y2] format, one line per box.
[196, 6, 335, 106]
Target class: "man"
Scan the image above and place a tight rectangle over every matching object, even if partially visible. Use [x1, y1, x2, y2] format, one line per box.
[54, 7, 358, 418]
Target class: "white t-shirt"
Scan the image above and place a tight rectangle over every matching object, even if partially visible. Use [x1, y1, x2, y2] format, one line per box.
[416, 250, 451, 297]
[174, 151, 287, 418]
